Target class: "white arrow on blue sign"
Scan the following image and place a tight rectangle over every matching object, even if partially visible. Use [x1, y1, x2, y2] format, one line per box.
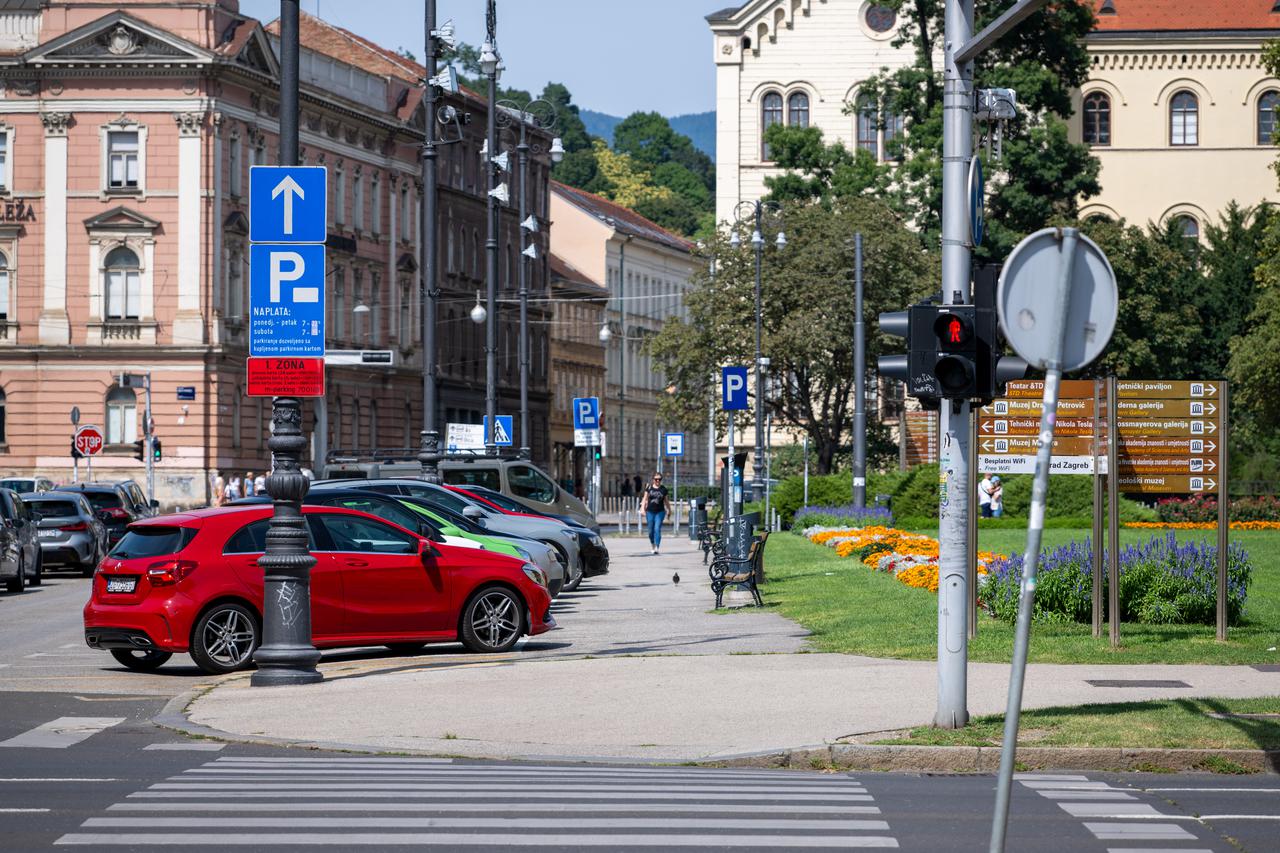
[722, 366, 749, 411]
[484, 415, 515, 447]
[249, 243, 325, 357]
[572, 397, 600, 430]
[250, 166, 328, 244]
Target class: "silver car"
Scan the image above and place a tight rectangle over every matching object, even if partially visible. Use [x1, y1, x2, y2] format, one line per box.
[22, 492, 107, 577]
[313, 479, 583, 590]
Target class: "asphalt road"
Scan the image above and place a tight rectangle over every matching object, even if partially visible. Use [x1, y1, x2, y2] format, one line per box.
[1, 556, 1277, 851]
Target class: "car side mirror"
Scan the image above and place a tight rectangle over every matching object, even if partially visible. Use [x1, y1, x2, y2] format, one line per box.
[462, 506, 484, 520]
[420, 540, 440, 561]
[150, 499, 159, 509]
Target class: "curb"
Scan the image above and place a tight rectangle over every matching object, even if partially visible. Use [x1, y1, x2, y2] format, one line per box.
[151, 690, 1280, 773]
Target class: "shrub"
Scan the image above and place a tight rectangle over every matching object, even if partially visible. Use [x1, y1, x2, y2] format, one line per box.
[985, 533, 1252, 626]
[792, 505, 894, 531]
[1158, 494, 1280, 524]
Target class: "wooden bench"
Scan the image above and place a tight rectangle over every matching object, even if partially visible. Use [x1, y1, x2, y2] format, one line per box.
[709, 531, 769, 609]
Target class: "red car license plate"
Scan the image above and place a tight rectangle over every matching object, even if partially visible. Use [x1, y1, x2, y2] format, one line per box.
[106, 577, 137, 594]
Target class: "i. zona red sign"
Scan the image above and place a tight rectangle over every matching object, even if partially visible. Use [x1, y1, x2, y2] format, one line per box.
[246, 357, 325, 398]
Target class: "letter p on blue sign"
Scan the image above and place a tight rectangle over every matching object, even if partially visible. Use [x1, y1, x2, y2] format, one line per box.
[572, 396, 600, 430]
[722, 366, 749, 411]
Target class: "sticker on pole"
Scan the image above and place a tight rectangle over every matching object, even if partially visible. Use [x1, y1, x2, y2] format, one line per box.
[998, 228, 1118, 372]
[246, 357, 325, 397]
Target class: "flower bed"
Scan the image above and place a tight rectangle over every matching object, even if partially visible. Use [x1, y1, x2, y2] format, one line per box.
[984, 533, 1252, 626]
[793, 505, 894, 530]
[804, 525, 1002, 594]
[1126, 521, 1280, 531]
[1157, 494, 1280, 524]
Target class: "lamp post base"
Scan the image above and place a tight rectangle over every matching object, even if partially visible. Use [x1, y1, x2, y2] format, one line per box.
[250, 644, 324, 686]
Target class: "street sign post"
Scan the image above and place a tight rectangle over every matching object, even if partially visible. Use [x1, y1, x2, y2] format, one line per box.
[74, 424, 104, 481]
[483, 415, 514, 447]
[665, 433, 685, 522]
[722, 368, 749, 517]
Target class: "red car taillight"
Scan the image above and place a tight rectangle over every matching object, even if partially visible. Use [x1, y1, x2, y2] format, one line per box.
[59, 521, 88, 532]
[146, 560, 198, 586]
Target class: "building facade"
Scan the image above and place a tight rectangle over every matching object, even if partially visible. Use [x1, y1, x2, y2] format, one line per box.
[550, 182, 709, 494]
[547, 253, 607, 495]
[0, 0, 551, 507]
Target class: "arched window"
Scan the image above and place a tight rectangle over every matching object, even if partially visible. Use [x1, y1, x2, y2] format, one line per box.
[761, 91, 783, 159]
[1175, 214, 1200, 241]
[1083, 91, 1111, 146]
[856, 95, 879, 158]
[105, 386, 137, 445]
[1170, 91, 1198, 146]
[1259, 90, 1280, 145]
[787, 92, 810, 128]
[0, 388, 7, 444]
[0, 251, 9, 321]
[104, 246, 140, 320]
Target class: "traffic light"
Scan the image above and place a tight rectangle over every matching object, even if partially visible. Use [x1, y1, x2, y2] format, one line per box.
[71, 439, 83, 460]
[151, 437, 162, 462]
[132, 438, 146, 461]
[973, 264, 1029, 403]
[932, 306, 979, 398]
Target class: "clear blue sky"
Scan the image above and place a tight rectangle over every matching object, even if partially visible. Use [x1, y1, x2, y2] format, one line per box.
[237, 0, 728, 117]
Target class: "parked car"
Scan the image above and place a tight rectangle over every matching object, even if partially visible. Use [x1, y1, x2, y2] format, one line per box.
[324, 457, 598, 532]
[54, 482, 153, 545]
[22, 492, 108, 577]
[231, 489, 565, 596]
[312, 479, 583, 589]
[460, 485, 609, 580]
[0, 477, 55, 494]
[83, 505, 555, 674]
[0, 487, 42, 592]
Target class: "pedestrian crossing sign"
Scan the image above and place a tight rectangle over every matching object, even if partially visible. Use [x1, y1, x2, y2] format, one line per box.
[484, 415, 514, 447]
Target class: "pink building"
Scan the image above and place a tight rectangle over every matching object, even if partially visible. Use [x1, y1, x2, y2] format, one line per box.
[0, 0, 549, 506]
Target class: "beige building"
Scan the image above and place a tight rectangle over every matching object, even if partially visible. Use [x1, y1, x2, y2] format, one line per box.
[1070, 1, 1280, 234]
[549, 182, 710, 494]
[547, 253, 607, 493]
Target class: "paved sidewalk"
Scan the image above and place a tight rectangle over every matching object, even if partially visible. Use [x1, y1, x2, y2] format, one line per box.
[186, 532, 1280, 763]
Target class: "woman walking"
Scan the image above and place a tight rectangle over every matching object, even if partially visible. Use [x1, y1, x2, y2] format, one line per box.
[642, 472, 671, 555]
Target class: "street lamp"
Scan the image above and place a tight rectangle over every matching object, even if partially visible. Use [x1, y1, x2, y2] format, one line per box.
[480, 0, 504, 457]
[731, 199, 786, 504]
[470, 291, 487, 325]
[496, 98, 561, 461]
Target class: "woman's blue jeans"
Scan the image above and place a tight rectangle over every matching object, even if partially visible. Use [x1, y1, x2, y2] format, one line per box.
[646, 511, 666, 548]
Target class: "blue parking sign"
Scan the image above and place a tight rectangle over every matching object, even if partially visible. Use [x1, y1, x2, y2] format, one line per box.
[722, 366, 749, 411]
[250, 166, 328, 244]
[249, 244, 325, 357]
[572, 397, 600, 430]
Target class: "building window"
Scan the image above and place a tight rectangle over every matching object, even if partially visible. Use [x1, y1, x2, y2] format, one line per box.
[370, 273, 382, 346]
[353, 269, 365, 341]
[0, 131, 8, 192]
[105, 386, 137, 444]
[1176, 214, 1200, 241]
[225, 249, 243, 318]
[883, 110, 905, 159]
[334, 168, 346, 226]
[400, 186, 411, 242]
[1259, 90, 1280, 145]
[400, 284, 410, 344]
[353, 172, 365, 231]
[1170, 91, 1198, 146]
[333, 268, 346, 340]
[1083, 92, 1111, 146]
[228, 134, 242, 196]
[856, 95, 879, 158]
[761, 91, 783, 159]
[232, 388, 242, 448]
[371, 173, 382, 235]
[788, 92, 810, 128]
[104, 246, 141, 320]
[107, 130, 140, 190]
[0, 251, 9, 321]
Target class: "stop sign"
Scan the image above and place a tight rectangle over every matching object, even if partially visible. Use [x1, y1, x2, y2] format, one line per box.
[74, 425, 105, 457]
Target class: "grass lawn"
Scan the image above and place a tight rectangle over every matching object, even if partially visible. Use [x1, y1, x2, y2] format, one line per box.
[756, 528, 1280, 665]
[869, 696, 1280, 753]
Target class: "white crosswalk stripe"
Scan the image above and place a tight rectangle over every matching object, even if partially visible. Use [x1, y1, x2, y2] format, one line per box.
[57, 757, 900, 849]
[0, 717, 124, 749]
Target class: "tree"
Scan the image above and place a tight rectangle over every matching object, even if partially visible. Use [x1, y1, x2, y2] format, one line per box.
[1199, 203, 1271, 376]
[762, 125, 889, 203]
[649, 198, 936, 473]
[613, 111, 714, 189]
[853, 0, 1100, 257]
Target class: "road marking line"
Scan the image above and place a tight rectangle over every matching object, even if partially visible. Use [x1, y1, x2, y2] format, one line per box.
[73, 695, 154, 703]
[1196, 815, 1280, 821]
[153, 782, 868, 794]
[128, 791, 880, 801]
[0, 808, 51, 812]
[0, 778, 121, 782]
[1037, 791, 1137, 801]
[1020, 781, 1119, 790]
[144, 743, 225, 752]
[1106, 849, 1215, 853]
[186, 767, 858, 781]
[1059, 803, 1166, 818]
[106, 802, 884, 814]
[1143, 787, 1280, 793]
[83, 817, 894, 831]
[54, 833, 901, 848]
[0, 718, 125, 749]
[1014, 774, 1089, 781]
[1084, 823, 1198, 841]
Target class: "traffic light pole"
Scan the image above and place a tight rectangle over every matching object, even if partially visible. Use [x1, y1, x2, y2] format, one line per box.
[143, 372, 154, 507]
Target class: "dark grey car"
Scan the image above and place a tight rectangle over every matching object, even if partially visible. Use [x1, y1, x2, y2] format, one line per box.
[0, 487, 41, 592]
[22, 492, 108, 577]
[54, 483, 149, 546]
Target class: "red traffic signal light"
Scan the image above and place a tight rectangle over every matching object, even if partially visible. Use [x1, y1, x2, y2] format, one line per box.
[934, 311, 972, 348]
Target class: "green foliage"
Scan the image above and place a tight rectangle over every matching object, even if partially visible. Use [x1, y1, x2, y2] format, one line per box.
[762, 125, 889, 203]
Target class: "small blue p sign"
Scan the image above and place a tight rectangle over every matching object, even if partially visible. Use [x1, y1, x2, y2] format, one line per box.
[722, 366, 749, 411]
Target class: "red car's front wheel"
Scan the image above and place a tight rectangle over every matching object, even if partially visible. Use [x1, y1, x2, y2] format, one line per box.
[460, 587, 525, 653]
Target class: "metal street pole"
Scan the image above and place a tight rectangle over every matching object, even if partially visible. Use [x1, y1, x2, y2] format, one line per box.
[619, 237, 628, 487]
[251, 0, 322, 687]
[144, 372, 155, 506]
[853, 232, 866, 509]
[417, 0, 442, 482]
[516, 120, 531, 460]
[935, 0, 975, 729]
[483, 0, 499, 457]
[752, 205, 765, 504]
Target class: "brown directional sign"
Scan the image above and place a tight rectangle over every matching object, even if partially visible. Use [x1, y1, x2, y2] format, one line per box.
[1000, 379, 1098, 399]
[979, 397, 1095, 417]
[1119, 436, 1218, 457]
[1117, 456, 1220, 475]
[980, 416, 1096, 437]
[903, 410, 938, 467]
[1117, 473, 1220, 494]
[1115, 380, 1222, 400]
[1116, 399, 1222, 418]
[978, 435, 1096, 456]
[1115, 417, 1219, 437]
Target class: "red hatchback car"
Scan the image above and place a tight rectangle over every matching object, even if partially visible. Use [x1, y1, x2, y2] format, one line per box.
[83, 505, 555, 674]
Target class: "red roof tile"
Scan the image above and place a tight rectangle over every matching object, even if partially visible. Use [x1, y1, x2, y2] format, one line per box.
[552, 181, 694, 255]
[1092, 0, 1280, 33]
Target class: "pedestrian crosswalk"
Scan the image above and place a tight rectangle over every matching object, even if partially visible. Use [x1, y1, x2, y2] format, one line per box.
[56, 756, 900, 849]
[1016, 773, 1218, 852]
[0, 716, 124, 749]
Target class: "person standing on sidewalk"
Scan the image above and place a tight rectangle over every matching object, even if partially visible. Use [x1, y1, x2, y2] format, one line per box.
[643, 472, 671, 555]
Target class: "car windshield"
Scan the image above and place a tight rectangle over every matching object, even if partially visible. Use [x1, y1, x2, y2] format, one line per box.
[82, 492, 123, 511]
[109, 526, 197, 560]
[27, 500, 82, 520]
[402, 498, 484, 535]
[2, 480, 35, 493]
[441, 468, 502, 491]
